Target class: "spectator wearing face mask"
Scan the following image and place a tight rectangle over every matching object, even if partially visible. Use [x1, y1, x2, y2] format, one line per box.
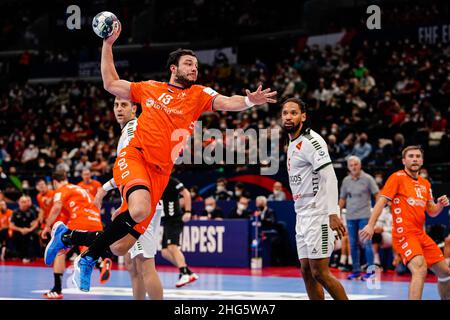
[350, 132, 372, 163]
[268, 181, 286, 201]
[255, 196, 276, 229]
[214, 178, 233, 201]
[233, 182, 250, 200]
[189, 186, 204, 202]
[198, 197, 223, 220]
[229, 196, 252, 219]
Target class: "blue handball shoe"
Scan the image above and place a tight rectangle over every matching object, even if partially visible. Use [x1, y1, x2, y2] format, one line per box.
[347, 272, 362, 280]
[44, 221, 70, 266]
[72, 254, 96, 292]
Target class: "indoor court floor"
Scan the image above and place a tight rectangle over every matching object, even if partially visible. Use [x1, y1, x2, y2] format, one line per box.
[0, 260, 441, 300]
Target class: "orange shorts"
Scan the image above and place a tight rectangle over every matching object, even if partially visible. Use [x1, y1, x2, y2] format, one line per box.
[113, 146, 170, 235]
[393, 231, 444, 267]
[67, 219, 103, 232]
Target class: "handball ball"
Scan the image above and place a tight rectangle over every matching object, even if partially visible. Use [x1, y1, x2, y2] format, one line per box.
[92, 11, 119, 39]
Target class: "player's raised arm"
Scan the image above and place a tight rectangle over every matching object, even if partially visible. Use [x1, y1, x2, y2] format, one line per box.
[213, 85, 277, 111]
[101, 22, 131, 100]
[426, 195, 449, 217]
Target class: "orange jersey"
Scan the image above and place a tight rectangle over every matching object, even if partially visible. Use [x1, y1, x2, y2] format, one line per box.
[381, 170, 433, 236]
[53, 183, 103, 231]
[129, 81, 217, 175]
[0, 209, 13, 229]
[77, 179, 102, 197]
[37, 190, 55, 221]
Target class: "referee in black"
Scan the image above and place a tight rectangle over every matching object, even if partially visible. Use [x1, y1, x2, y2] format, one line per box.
[160, 175, 198, 288]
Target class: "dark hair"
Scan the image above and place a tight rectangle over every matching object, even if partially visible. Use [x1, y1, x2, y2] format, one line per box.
[35, 178, 46, 185]
[52, 170, 67, 182]
[281, 97, 307, 113]
[402, 145, 424, 158]
[166, 48, 197, 74]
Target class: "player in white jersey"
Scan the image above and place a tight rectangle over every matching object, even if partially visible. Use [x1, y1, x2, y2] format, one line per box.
[93, 97, 163, 300]
[282, 98, 348, 300]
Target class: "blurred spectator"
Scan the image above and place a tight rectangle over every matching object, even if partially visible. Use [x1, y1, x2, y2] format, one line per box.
[198, 197, 224, 220]
[214, 178, 233, 200]
[374, 172, 384, 189]
[350, 133, 372, 163]
[0, 200, 13, 260]
[189, 186, 204, 202]
[268, 181, 286, 201]
[74, 155, 92, 177]
[21, 144, 39, 164]
[34, 157, 52, 177]
[233, 182, 250, 200]
[54, 157, 70, 174]
[327, 134, 342, 161]
[9, 195, 39, 262]
[255, 196, 276, 230]
[77, 169, 102, 197]
[90, 152, 108, 176]
[229, 196, 251, 219]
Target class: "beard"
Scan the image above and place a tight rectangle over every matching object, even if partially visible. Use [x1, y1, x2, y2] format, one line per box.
[283, 122, 301, 133]
[175, 72, 196, 88]
[407, 163, 422, 173]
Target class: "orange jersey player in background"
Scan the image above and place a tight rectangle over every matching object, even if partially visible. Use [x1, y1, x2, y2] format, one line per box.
[36, 179, 68, 230]
[361, 146, 450, 300]
[77, 169, 102, 198]
[41, 171, 111, 299]
[0, 200, 13, 260]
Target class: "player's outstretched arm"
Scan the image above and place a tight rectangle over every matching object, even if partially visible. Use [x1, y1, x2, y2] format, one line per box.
[360, 196, 388, 241]
[101, 21, 131, 100]
[213, 85, 277, 111]
[427, 195, 449, 217]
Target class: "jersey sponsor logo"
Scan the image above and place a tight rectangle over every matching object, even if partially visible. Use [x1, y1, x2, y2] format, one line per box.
[318, 150, 325, 156]
[203, 87, 219, 97]
[146, 98, 155, 107]
[289, 174, 302, 185]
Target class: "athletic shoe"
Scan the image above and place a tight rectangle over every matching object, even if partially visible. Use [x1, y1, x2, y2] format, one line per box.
[361, 272, 375, 281]
[44, 221, 70, 266]
[176, 273, 199, 288]
[72, 255, 96, 292]
[347, 272, 361, 280]
[99, 258, 112, 284]
[42, 291, 64, 299]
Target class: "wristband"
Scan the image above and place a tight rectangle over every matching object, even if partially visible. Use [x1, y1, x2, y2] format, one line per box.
[244, 96, 255, 108]
[102, 180, 116, 192]
[184, 210, 192, 214]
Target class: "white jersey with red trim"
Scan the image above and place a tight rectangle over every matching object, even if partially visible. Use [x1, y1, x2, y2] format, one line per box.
[287, 128, 333, 216]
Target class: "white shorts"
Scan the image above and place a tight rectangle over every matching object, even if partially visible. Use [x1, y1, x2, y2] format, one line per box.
[128, 207, 162, 259]
[296, 213, 335, 260]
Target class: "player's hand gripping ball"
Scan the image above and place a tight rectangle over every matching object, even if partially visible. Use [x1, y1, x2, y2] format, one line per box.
[92, 11, 119, 39]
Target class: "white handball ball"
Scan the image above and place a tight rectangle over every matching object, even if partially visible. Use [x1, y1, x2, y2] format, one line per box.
[92, 11, 119, 39]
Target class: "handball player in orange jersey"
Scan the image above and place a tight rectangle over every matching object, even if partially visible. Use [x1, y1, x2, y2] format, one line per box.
[360, 146, 450, 300]
[45, 21, 277, 291]
[42, 171, 111, 298]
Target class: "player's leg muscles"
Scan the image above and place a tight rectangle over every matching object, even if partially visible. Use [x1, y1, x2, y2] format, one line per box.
[406, 255, 428, 300]
[125, 253, 145, 300]
[309, 258, 348, 300]
[430, 259, 450, 300]
[136, 256, 163, 300]
[300, 258, 324, 300]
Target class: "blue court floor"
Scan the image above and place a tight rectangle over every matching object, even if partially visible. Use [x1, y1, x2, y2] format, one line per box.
[0, 263, 442, 300]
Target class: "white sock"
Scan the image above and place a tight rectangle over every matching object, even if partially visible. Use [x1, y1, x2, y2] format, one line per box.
[339, 254, 347, 265]
[348, 255, 353, 265]
[374, 253, 381, 265]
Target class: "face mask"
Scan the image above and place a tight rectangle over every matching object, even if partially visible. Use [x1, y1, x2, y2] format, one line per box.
[331, 128, 338, 134]
[321, 130, 327, 136]
[375, 177, 383, 185]
[385, 96, 391, 101]
[216, 186, 225, 192]
[235, 190, 242, 197]
[205, 205, 214, 213]
[190, 192, 196, 198]
[237, 203, 246, 211]
[420, 173, 428, 179]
